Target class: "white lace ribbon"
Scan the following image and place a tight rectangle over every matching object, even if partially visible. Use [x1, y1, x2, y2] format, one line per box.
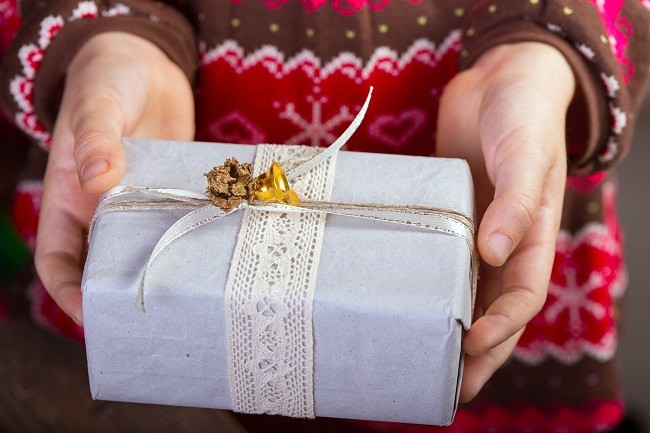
[88, 87, 477, 418]
[223, 143, 335, 417]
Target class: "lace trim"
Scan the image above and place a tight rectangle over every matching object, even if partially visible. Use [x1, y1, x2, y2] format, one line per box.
[224, 144, 336, 417]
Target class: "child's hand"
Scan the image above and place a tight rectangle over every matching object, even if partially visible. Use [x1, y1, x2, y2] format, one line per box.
[437, 42, 575, 402]
[35, 32, 194, 325]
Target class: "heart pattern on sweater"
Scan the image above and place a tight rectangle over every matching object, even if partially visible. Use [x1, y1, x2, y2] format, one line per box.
[367, 108, 427, 150]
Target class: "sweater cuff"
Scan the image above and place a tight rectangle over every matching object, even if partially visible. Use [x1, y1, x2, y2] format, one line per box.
[0, 0, 197, 148]
[458, 1, 632, 175]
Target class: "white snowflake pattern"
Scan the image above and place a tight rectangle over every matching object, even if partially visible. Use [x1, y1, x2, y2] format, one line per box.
[545, 269, 607, 335]
[0, 0, 15, 20]
[277, 95, 354, 147]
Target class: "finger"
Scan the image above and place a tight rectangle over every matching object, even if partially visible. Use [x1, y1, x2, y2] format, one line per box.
[34, 229, 85, 326]
[465, 162, 565, 356]
[69, 92, 126, 195]
[34, 120, 99, 325]
[35, 175, 91, 326]
[460, 328, 524, 403]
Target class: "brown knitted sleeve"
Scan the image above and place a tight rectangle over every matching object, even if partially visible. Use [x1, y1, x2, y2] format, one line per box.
[0, 0, 197, 149]
[460, 0, 650, 175]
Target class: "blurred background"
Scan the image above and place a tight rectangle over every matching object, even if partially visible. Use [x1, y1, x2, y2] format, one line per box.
[618, 90, 650, 429]
[0, 92, 649, 432]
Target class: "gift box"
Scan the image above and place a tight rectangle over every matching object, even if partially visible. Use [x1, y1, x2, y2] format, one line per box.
[82, 132, 475, 425]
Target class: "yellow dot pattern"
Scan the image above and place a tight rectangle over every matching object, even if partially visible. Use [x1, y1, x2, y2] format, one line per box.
[587, 202, 600, 214]
[216, 4, 596, 43]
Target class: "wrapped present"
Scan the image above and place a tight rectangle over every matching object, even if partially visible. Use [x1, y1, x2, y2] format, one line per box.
[82, 92, 476, 426]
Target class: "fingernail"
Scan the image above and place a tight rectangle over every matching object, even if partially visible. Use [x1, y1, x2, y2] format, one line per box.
[81, 156, 109, 184]
[488, 232, 513, 264]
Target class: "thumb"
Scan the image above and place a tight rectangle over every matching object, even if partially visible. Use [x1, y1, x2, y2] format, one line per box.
[71, 95, 126, 195]
[477, 107, 564, 267]
[474, 44, 574, 267]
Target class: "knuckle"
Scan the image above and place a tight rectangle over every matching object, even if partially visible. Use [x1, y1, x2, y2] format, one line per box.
[74, 127, 106, 148]
[529, 289, 547, 316]
[34, 251, 57, 295]
[504, 285, 546, 323]
[50, 281, 71, 300]
[493, 311, 521, 336]
[510, 194, 537, 233]
[70, 96, 123, 163]
[33, 250, 77, 299]
[74, 129, 107, 163]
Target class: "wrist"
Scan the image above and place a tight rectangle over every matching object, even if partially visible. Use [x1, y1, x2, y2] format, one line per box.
[69, 32, 172, 76]
[475, 42, 576, 109]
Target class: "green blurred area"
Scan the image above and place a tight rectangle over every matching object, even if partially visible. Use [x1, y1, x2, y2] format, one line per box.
[0, 212, 28, 282]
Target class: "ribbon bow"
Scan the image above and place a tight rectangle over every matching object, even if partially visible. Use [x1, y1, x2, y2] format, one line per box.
[89, 88, 477, 311]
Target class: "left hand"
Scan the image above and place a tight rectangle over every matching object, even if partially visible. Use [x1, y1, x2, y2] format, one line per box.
[35, 33, 195, 325]
[436, 42, 575, 402]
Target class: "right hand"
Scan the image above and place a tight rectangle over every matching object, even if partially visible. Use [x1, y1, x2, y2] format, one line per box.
[436, 43, 573, 401]
[35, 32, 195, 325]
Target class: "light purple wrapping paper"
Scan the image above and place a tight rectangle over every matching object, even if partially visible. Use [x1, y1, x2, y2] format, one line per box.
[81, 138, 475, 425]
